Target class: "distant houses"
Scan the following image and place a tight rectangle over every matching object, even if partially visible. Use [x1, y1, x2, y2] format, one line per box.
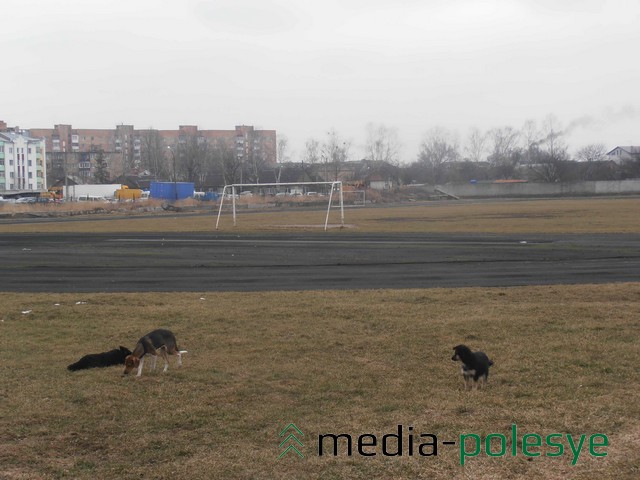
[606, 146, 640, 163]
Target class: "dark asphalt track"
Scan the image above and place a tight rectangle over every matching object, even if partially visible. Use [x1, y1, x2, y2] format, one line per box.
[1, 232, 639, 292]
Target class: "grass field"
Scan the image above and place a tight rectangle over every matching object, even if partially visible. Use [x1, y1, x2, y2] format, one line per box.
[1, 196, 639, 234]
[1, 197, 640, 479]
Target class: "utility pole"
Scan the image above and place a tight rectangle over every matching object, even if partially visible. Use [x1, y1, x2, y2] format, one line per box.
[63, 141, 68, 201]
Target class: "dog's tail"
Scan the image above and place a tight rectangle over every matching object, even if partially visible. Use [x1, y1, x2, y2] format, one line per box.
[179, 350, 188, 354]
[67, 362, 82, 371]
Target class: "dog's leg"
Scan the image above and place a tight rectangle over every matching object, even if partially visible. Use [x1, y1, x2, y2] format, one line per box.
[136, 356, 145, 377]
[176, 350, 186, 367]
[150, 355, 158, 372]
[159, 348, 170, 373]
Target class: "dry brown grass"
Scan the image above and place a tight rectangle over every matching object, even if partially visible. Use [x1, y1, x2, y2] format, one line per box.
[1, 285, 639, 479]
[1, 197, 639, 234]
[2, 197, 639, 478]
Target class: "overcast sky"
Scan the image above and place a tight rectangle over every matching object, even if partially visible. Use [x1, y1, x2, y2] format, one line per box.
[3, 0, 639, 161]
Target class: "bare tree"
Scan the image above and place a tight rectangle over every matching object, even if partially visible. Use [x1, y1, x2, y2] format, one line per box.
[417, 127, 459, 184]
[322, 129, 351, 181]
[211, 139, 241, 185]
[521, 120, 541, 149]
[487, 126, 521, 179]
[245, 143, 271, 184]
[139, 129, 167, 179]
[174, 135, 212, 189]
[277, 135, 289, 163]
[520, 119, 542, 165]
[464, 127, 488, 162]
[364, 123, 400, 165]
[528, 115, 571, 182]
[575, 143, 607, 163]
[576, 143, 609, 180]
[303, 138, 321, 165]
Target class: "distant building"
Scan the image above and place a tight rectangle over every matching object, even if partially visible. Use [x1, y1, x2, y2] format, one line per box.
[20, 122, 276, 186]
[0, 128, 47, 193]
[606, 146, 640, 164]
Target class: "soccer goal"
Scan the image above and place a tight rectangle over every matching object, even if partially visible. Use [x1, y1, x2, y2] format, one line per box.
[215, 181, 344, 231]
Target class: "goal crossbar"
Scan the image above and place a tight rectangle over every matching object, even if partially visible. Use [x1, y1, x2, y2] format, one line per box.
[215, 181, 344, 231]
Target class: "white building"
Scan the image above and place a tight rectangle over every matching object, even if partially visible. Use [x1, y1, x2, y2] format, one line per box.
[606, 146, 640, 164]
[0, 131, 47, 193]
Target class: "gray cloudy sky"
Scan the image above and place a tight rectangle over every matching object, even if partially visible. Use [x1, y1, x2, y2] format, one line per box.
[3, 0, 639, 161]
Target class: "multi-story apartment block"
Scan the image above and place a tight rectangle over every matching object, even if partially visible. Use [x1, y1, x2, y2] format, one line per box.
[22, 123, 276, 187]
[0, 128, 47, 193]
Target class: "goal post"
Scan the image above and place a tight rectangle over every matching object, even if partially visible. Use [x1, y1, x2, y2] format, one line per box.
[215, 181, 344, 231]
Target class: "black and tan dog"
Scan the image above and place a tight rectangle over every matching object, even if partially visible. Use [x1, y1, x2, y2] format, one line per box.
[451, 344, 494, 390]
[123, 329, 187, 376]
[67, 346, 132, 371]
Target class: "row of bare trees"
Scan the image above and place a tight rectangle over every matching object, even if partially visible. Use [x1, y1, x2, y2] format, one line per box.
[273, 124, 402, 183]
[411, 115, 639, 184]
[131, 117, 636, 189]
[137, 131, 270, 189]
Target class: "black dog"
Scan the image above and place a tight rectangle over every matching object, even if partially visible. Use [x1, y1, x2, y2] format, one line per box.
[67, 346, 132, 371]
[451, 344, 494, 390]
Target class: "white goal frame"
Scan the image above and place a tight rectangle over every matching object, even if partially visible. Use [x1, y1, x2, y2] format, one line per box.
[215, 181, 344, 231]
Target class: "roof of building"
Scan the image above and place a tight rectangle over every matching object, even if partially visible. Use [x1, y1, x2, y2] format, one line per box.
[0, 131, 44, 143]
[606, 146, 640, 155]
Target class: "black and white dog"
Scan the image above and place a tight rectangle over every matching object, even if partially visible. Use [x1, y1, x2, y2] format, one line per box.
[123, 329, 187, 377]
[67, 346, 132, 371]
[451, 344, 494, 390]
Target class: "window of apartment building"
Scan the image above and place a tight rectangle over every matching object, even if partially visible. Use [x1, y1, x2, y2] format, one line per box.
[28, 148, 32, 154]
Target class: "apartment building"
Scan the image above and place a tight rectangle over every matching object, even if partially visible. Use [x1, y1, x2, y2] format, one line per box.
[24, 123, 276, 186]
[0, 129, 47, 193]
